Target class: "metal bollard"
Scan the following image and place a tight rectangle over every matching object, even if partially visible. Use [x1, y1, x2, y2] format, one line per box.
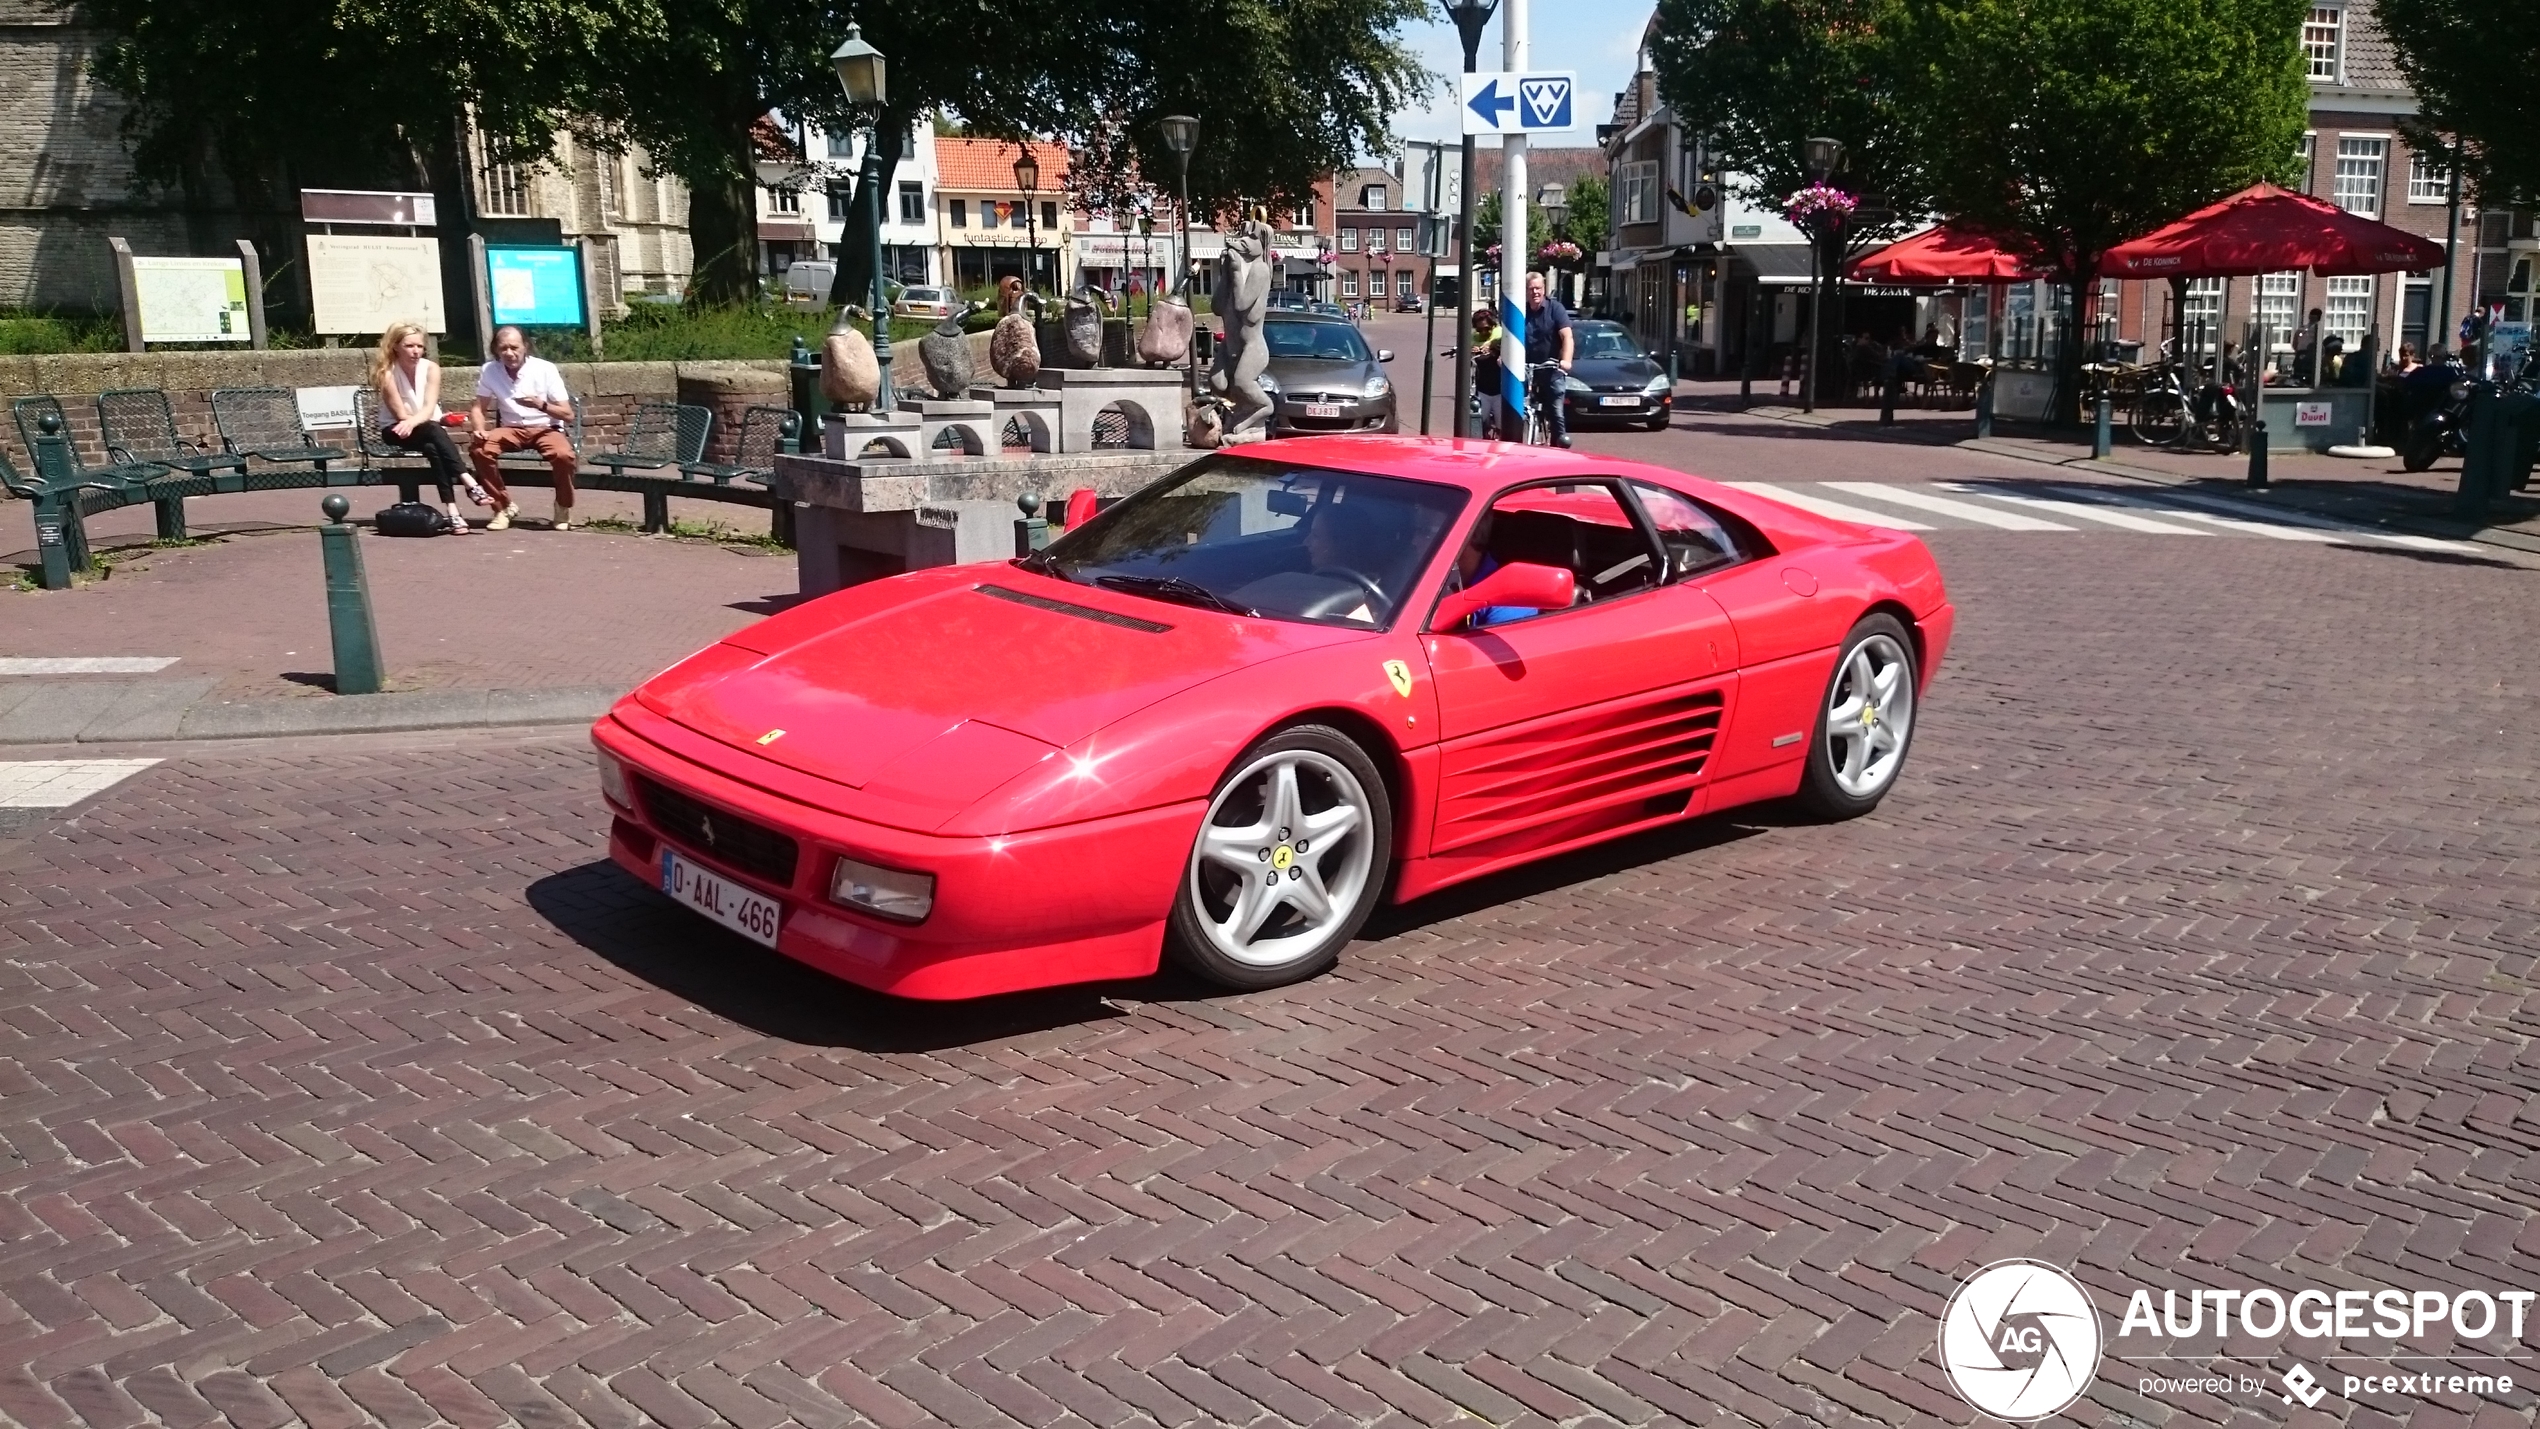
[1973, 373, 1994, 440]
[1012, 490, 1049, 558]
[2092, 391, 2112, 458]
[1879, 368, 1898, 425]
[318, 495, 385, 695]
[2454, 383, 2502, 516]
[28, 411, 97, 590]
[2245, 422, 2270, 488]
[788, 335, 827, 454]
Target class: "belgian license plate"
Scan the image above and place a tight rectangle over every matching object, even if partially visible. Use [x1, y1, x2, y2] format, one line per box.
[1599, 395, 1639, 407]
[661, 850, 782, 948]
[1304, 402, 1344, 418]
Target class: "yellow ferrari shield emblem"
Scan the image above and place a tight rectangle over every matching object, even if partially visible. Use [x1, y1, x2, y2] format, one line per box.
[1383, 659, 1414, 699]
[756, 728, 787, 746]
[1272, 845, 1295, 870]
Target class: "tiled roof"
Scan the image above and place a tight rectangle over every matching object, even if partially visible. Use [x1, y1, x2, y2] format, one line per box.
[2323, 0, 2409, 94]
[936, 136, 1070, 193]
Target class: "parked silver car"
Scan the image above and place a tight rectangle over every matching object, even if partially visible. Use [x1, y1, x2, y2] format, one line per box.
[1257, 316, 1397, 436]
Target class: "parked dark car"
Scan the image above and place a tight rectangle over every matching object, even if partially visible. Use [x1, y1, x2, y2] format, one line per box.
[1558, 320, 1673, 430]
[1394, 294, 1425, 314]
[1258, 315, 1398, 435]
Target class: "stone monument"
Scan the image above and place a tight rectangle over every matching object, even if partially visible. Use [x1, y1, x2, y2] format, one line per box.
[1208, 218, 1275, 440]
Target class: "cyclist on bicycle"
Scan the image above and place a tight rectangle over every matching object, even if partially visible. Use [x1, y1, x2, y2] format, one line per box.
[1520, 271, 1576, 447]
[1469, 307, 1503, 437]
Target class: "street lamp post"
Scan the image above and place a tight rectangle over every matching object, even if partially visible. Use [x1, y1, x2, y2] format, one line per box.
[1013, 149, 1041, 299]
[1799, 136, 1843, 414]
[831, 22, 892, 413]
[1538, 183, 1568, 306]
[1443, 0, 1499, 438]
[1158, 115, 1200, 390]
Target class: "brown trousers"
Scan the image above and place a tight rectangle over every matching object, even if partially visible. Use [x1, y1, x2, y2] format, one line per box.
[470, 426, 578, 508]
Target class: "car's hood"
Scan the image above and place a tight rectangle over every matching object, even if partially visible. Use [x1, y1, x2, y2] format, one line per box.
[636, 568, 1363, 791]
[1571, 355, 1662, 388]
[1265, 356, 1377, 394]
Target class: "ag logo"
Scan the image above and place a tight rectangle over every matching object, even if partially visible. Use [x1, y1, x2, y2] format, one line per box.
[1937, 1260, 2101, 1422]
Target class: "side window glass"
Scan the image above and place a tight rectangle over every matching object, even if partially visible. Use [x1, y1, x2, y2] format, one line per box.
[1628, 480, 1747, 580]
[1453, 482, 1658, 627]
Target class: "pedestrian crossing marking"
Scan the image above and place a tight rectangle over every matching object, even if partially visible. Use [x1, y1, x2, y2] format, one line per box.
[1821, 482, 2076, 531]
[1933, 483, 2213, 535]
[1723, 482, 1935, 530]
[0, 759, 161, 809]
[0, 657, 181, 675]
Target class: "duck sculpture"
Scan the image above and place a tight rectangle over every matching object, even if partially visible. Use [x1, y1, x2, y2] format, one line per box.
[820, 306, 880, 409]
[1138, 292, 1193, 367]
[917, 301, 982, 400]
[988, 276, 1045, 390]
[1062, 286, 1111, 367]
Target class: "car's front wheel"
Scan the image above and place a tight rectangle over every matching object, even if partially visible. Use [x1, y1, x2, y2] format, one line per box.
[1167, 725, 1391, 989]
[1794, 614, 1919, 820]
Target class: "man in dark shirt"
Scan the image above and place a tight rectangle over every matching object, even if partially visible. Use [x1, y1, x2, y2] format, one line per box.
[1521, 271, 1576, 447]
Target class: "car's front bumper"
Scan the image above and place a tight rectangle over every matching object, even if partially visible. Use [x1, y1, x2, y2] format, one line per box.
[1267, 394, 1398, 435]
[594, 708, 1203, 999]
[1563, 390, 1673, 423]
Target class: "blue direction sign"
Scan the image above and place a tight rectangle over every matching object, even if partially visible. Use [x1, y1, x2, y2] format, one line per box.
[1459, 72, 1578, 135]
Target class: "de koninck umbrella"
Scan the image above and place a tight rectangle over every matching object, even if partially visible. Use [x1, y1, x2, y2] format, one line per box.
[1844, 223, 2054, 284]
[2104, 182, 2443, 278]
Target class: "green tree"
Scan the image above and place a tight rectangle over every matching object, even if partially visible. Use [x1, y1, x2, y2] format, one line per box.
[2378, 1, 2540, 207]
[1556, 173, 1609, 262]
[1894, 0, 2309, 420]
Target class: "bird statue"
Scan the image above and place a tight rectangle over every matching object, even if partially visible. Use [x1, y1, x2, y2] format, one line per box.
[1184, 393, 1227, 449]
[988, 278, 1044, 390]
[1138, 293, 1193, 367]
[1062, 286, 1110, 367]
[918, 301, 982, 401]
[821, 306, 881, 409]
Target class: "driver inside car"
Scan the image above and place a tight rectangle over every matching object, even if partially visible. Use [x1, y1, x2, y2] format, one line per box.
[1443, 510, 1554, 629]
[1301, 501, 1404, 623]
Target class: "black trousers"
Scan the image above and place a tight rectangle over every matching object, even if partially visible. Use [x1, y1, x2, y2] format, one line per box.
[381, 421, 465, 503]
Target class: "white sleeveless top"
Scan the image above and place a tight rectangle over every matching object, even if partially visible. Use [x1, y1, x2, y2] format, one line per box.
[380, 359, 438, 428]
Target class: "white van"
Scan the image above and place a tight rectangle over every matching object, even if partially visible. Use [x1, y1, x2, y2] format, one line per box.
[781, 261, 836, 307]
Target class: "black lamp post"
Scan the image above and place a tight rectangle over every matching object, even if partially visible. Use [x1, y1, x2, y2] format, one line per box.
[1158, 114, 1200, 387]
[1538, 182, 1568, 306]
[830, 22, 892, 412]
[1800, 136, 1844, 414]
[1012, 148, 1041, 297]
[1443, 0, 1499, 438]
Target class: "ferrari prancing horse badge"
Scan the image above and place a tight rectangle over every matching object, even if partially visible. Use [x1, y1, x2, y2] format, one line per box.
[1383, 660, 1414, 698]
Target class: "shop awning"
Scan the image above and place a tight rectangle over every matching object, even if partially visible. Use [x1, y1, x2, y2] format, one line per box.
[1734, 243, 1818, 285]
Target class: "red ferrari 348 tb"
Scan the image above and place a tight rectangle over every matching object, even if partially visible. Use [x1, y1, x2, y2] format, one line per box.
[592, 437, 1953, 999]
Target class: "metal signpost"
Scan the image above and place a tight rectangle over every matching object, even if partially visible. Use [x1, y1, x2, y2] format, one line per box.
[1442, 0, 1498, 440]
[1462, 41, 1575, 438]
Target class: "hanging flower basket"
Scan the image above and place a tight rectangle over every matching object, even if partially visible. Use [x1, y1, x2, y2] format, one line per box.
[1785, 182, 1859, 234]
[1536, 240, 1584, 267]
[1485, 243, 1503, 262]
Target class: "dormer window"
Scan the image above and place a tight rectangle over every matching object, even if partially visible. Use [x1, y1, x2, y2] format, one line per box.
[2303, 6, 2342, 82]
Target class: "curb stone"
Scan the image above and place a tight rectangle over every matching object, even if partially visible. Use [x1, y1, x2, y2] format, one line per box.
[0, 681, 621, 745]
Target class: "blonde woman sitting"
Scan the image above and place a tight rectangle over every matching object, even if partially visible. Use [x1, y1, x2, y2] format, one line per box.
[371, 321, 486, 532]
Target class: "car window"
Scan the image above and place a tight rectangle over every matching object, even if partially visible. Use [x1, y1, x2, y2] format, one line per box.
[1627, 480, 1758, 579]
[1572, 325, 1647, 361]
[1447, 482, 1659, 628]
[1264, 320, 1373, 363]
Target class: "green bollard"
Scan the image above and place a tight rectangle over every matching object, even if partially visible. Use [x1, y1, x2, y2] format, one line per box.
[2092, 391, 2112, 458]
[1973, 372, 1994, 440]
[1012, 491, 1049, 558]
[789, 335, 827, 454]
[2246, 421, 2269, 488]
[318, 495, 385, 695]
[29, 412, 90, 589]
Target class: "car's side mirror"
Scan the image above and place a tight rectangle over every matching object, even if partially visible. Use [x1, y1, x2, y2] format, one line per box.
[1431, 561, 1575, 630]
[1378, 350, 1394, 363]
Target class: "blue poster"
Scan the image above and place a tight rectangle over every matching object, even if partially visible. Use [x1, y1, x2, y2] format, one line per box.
[486, 246, 585, 327]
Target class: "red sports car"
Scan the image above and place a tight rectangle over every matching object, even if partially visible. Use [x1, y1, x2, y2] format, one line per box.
[592, 437, 1953, 999]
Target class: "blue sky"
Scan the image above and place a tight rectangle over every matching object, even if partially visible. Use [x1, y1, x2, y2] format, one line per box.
[1390, 0, 1654, 148]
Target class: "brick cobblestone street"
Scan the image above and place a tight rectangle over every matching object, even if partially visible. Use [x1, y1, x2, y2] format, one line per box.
[5, 430, 2540, 1426]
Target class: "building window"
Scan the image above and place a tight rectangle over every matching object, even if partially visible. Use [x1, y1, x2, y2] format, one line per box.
[2298, 132, 2316, 193]
[769, 184, 802, 215]
[1395, 226, 1414, 252]
[1340, 228, 1358, 252]
[2407, 149, 2449, 204]
[1293, 202, 1316, 228]
[1361, 186, 1387, 211]
[596, 152, 618, 222]
[898, 182, 924, 225]
[2333, 135, 2385, 217]
[2259, 272, 2300, 351]
[1617, 162, 1659, 225]
[1341, 271, 1359, 298]
[470, 130, 529, 217]
[949, 198, 968, 228]
[827, 186, 851, 221]
[827, 131, 855, 159]
[1042, 201, 1058, 230]
[1397, 272, 1415, 300]
[982, 200, 1001, 229]
[2183, 278, 2220, 338]
[2304, 7, 2342, 81]
[2323, 275, 2373, 352]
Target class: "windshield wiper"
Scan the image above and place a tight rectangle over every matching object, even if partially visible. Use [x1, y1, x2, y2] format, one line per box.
[1095, 574, 1258, 618]
[1015, 548, 1072, 582]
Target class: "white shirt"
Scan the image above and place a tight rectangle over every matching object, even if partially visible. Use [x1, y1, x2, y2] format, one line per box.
[476, 355, 571, 430]
[380, 359, 437, 428]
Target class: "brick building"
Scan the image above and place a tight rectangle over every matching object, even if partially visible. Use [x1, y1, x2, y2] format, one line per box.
[1333, 165, 1421, 312]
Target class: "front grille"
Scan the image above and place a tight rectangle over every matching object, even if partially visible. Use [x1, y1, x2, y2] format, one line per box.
[634, 775, 800, 887]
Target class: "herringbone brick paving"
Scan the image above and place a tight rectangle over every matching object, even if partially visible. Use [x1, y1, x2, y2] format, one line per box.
[2, 528, 2536, 1427]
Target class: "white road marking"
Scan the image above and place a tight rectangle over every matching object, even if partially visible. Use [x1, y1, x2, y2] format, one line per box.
[0, 759, 161, 808]
[0, 657, 181, 675]
[1820, 482, 2078, 531]
[1934, 483, 2215, 535]
[1724, 482, 1935, 530]
[2089, 486, 2485, 552]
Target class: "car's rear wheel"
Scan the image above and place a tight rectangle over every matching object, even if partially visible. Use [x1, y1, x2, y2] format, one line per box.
[1794, 614, 1918, 820]
[1167, 725, 1391, 989]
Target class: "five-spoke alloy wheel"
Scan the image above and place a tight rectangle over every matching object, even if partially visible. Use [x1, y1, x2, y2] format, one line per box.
[1796, 614, 1919, 819]
[1169, 725, 1391, 989]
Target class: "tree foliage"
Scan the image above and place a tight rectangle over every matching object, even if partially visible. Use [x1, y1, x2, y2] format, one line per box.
[2377, 0, 2540, 208]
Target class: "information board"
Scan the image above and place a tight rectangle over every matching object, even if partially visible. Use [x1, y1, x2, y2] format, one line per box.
[485, 246, 586, 328]
[131, 257, 252, 343]
[308, 234, 446, 335]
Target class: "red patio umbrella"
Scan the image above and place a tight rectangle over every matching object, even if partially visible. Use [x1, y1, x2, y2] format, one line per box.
[2103, 182, 2443, 278]
[1845, 223, 2052, 284]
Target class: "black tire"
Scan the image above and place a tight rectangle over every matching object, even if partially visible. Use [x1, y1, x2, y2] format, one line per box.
[2401, 422, 2442, 473]
[1793, 614, 1920, 822]
[1642, 415, 1670, 431]
[2130, 390, 2187, 447]
[1166, 724, 1393, 990]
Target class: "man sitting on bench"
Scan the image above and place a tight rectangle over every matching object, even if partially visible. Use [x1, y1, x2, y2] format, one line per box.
[470, 326, 579, 531]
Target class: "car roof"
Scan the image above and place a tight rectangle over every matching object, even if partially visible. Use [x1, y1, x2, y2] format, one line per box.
[1240, 436, 1681, 495]
[1266, 312, 1354, 326]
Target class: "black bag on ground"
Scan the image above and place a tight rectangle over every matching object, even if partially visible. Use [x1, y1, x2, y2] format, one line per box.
[374, 502, 452, 537]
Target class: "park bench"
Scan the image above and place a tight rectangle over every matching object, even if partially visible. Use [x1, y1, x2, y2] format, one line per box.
[209, 386, 350, 482]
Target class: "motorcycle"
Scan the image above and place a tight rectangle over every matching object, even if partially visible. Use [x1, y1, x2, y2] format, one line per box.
[2400, 355, 2472, 473]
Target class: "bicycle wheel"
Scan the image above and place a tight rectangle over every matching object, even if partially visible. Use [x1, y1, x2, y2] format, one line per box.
[2131, 388, 2188, 447]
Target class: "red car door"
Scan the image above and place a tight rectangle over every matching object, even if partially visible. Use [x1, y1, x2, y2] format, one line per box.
[1421, 480, 1739, 872]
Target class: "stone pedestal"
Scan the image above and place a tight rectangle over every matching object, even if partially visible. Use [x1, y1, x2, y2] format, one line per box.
[970, 388, 1063, 454]
[1034, 368, 1188, 454]
[907, 399, 997, 458]
[822, 410, 925, 460]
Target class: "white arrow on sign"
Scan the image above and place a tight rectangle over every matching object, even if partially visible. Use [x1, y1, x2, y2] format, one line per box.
[1459, 72, 1578, 135]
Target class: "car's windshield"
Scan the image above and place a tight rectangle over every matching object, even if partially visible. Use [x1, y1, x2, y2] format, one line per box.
[1031, 455, 1467, 628]
[1572, 324, 1647, 361]
[904, 288, 947, 302]
[1264, 320, 1373, 363]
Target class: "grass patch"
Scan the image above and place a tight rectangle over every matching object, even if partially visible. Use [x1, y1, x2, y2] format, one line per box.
[0, 312, 124, 355]
[581, 513, 787, 550]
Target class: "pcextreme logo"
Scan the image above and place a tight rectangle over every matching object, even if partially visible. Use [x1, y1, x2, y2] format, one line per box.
[1937, 1260, 2103, 1422]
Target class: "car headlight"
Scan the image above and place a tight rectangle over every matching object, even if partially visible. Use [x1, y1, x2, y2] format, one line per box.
[830, 854, 935, 922]
[2449, 381, 2470, 402]
[1643, 373, 1672, 395]
[596, 750, 632, 810]
[1563, 375, 1592, 394]
[1363, 375, 1391, 400]
[1256, 373, 1281, 395]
